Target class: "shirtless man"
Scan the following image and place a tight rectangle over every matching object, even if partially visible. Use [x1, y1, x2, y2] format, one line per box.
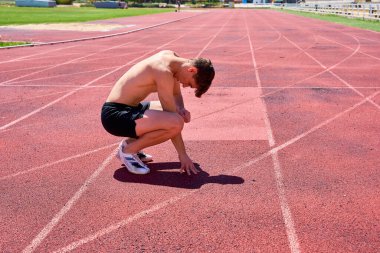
[101, 50, 215, 175]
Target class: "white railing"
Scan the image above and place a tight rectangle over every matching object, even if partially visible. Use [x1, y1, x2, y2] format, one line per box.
[234, 2, 380, 21]
[286, 3, 380, 20]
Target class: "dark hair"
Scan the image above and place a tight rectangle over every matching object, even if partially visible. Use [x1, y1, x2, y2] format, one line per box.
[191, 58, 215, 98]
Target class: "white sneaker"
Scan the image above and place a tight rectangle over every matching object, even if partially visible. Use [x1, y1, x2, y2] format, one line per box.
[118, 152, 150, 175]
[115, 140, 127, 160]
[116, 140, 150, 174]
[137, 151, 153, 163]
[116, 140, 153, 163]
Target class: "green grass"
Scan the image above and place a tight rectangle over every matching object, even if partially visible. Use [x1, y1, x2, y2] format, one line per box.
[276, 9, 380, 32]
[0, 41, 30, 47]
[0, 6, 173, 26]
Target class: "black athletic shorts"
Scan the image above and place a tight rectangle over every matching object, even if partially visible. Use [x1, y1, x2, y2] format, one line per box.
[101, 101, 150, 138]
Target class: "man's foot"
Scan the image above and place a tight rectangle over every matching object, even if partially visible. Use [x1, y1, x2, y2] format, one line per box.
[116, 140, 150, 174]
[117, 140, 153, 163]
[115, 140, 127, 160]
[137, 151, 153, 163]
[119, 152, 150, 175]
[116, 140, 153, 175]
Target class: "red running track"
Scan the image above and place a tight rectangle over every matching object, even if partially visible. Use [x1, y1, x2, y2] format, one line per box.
[0, 9, 379, 253]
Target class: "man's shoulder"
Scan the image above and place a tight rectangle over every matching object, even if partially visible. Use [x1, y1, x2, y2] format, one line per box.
[157, 50, 179, 58]
[159, 49, 175, 54]
[152, 67, 173, 80]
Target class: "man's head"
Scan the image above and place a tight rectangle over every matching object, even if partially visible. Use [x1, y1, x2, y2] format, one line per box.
[190, 58, 215, 98]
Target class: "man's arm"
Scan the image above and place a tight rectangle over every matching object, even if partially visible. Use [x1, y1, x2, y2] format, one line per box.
[156, 73, 198, 175]
[173, 80, 191, 123]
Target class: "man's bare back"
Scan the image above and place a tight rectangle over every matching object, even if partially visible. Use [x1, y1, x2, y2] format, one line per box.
[106, 50, 182, 107]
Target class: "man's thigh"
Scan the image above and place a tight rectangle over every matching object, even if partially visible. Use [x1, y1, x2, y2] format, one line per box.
[135, 108, 181, 136]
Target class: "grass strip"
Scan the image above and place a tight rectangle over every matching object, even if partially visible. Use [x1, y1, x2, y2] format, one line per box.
[276, 8, 380, 32]
[0, 7, 173, 25]
[0, 41, 30, 47]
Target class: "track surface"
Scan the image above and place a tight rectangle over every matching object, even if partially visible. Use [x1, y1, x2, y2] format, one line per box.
[1, 9, 379, 253]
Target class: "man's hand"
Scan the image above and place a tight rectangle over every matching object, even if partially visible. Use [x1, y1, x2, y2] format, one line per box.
[179, 154, 199, 175]
[177, 107, 191, 123]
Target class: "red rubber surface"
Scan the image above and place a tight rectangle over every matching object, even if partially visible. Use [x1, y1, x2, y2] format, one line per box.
[1, 9, 379, 253]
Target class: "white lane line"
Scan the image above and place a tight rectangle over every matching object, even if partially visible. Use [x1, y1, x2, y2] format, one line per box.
[319, 34, 380, 62]
[0, 142, 118, 181]
[0, 64, 55, 74]
[52, 90, 380, 253]
[282, 35, 326, 70]
[2, 13, 204, 50]
[0, 87, 85, 131]
[22, 148, 117, 253]
[0, 89, 72, 105]
[245, 11, 301, 253]
[282, 32, 380, 110]
[52, 189, 198, 253]
[329, 70, 380, 110]
[4, 65, 117, 85]
[195, 13, 233, 57]
[0, 35, 147, 86]
[270, 91, 380, 155]
[256, 37, 317, 71]
[262, 33, 361, 98]
[0, 45, 79, 64]
[245, 19, 275, 146]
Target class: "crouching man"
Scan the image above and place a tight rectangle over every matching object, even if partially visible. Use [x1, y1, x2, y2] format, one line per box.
[101, 50, 215, 175]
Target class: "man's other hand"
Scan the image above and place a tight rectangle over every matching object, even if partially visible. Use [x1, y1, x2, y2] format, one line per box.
[179, 154, 199, 175]
[177, 108, 191, 123]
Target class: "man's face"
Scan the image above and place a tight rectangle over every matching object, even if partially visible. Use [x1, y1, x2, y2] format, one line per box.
[180, 67, 198, 89]
[181, 75, 198, 90]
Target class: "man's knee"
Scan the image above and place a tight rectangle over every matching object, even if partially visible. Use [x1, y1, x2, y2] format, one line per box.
[169, 113, 184, 135]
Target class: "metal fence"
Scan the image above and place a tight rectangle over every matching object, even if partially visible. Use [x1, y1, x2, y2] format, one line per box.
[286, 3, 380, 20]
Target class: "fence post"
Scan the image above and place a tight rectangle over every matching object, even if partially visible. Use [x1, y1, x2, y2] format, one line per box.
[362, 4, 365, 19]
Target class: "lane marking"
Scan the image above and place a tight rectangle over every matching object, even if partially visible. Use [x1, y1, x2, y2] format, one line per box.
[22, 149, 117, 253]
[270, 91, 379, 155]
[0, 36, 148, 86]
[281, 31, 380, 110]
[261, 28, 361, 99]
[53, 190, 198, 253]
[52, 90, 380, 253]
[282, 35, 326, 70]
[259, 11, 380, 109]
[0, 89, 73, 105]
[244, 11, 301, 253]
[0, 45, 79, 64]
[330, 70, 380, 109]
[0, 143, 118, 181]
[196, 18, 229, 57]
[0, 64, 55, 74]
[319, 35, 380, 62]
[4, 66, 117, 85]
[0, 13, 204, 50]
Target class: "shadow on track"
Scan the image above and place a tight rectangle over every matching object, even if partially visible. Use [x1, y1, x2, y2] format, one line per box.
[113, 162, 244, 189]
